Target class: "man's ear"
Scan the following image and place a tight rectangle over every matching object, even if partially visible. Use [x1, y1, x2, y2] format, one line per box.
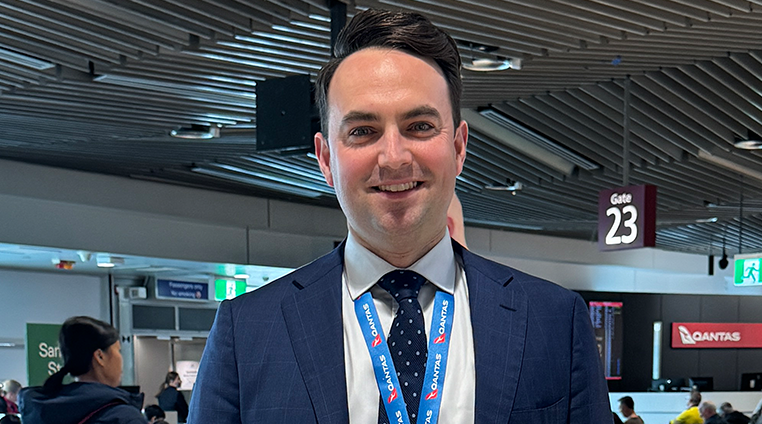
[314, 132, 334, 187]
[454, 120, 468, 175]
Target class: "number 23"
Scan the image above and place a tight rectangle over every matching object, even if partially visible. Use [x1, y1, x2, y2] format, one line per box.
[605, 205, 638, 245]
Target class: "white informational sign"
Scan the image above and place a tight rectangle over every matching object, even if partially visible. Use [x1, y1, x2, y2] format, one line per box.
[175, 360, 200, 391]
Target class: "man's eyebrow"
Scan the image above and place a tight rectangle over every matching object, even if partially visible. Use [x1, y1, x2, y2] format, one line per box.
[401, 106, 441, 121]
[340, 111, 379, 126]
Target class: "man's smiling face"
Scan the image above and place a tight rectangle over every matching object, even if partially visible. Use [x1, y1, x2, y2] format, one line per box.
[315, 48, 467, 263]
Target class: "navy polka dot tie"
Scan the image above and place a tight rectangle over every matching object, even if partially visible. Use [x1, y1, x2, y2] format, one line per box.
[377, 270, 427, 424]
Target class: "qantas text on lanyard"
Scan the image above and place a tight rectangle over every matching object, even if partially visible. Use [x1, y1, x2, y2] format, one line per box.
[354, 290, 455, 424]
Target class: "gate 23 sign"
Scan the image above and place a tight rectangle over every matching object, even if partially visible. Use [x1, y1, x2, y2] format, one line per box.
[598, 185, 656, 251]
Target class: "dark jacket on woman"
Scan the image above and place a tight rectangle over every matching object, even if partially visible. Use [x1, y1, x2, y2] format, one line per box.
[157, 386, 188, 423]
[19, 382, 146, 424]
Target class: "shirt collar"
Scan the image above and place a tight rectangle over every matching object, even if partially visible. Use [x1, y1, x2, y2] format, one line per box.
[345, 229, 456, 300]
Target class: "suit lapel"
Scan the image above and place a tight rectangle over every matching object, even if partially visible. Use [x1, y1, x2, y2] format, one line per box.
[281, 249, 349, 424]
[461, 247, 528, 423]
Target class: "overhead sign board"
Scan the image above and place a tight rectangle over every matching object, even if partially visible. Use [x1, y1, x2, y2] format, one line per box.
[672, 322, 762, 348]
[734, 254, 761, 286]
[598, 184, 656, 251]
[156, 279, 209, 301]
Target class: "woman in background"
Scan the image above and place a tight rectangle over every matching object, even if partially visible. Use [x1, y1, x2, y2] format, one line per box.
[19, 316, 146, 424]
[156, 371, 187, 423]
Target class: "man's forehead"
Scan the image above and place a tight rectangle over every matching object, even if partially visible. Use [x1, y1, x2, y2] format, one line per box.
[326, 48, 451, 124]
[330, 47, 446, 88]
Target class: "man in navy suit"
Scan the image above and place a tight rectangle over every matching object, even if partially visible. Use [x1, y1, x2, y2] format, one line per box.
[188, 8, 611, 423]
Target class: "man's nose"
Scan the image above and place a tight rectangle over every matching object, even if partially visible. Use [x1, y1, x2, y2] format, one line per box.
[378, 128, 412, 169]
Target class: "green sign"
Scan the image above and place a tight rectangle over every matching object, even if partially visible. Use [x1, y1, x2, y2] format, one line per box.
[735, 257, 761, 286]
[214, 279, 247, 301]
[26, 323, 65, 387]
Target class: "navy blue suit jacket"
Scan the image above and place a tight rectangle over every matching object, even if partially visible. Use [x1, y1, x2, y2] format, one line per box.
[188, 241, 611, 423]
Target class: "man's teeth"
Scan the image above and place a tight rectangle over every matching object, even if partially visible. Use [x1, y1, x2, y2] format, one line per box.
[378, 182, 418, 192]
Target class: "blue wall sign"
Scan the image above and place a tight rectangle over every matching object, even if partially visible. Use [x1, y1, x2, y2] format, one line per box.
[156, 279, 209, 301]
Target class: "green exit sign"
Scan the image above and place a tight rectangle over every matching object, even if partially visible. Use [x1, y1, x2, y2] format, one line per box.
[734, 254, 761, 286]
[214, 279, 247, 301]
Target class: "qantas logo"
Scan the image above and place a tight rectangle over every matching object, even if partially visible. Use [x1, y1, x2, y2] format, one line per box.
[425, 389, 438, 400]
[433, 334, 446, 344]
[678, 325, 741, 344]
[387, 388, 398, 404]
[372, 334, 382, 347]
[678, 326, 696, 344]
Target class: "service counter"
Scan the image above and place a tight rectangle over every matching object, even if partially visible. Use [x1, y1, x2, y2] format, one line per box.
[610, 392, 762, 423]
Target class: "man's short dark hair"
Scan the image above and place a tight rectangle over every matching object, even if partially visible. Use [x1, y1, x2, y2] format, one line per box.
[315, 8, 463, 137]
[618, 395, 634, 409]
[144, 404, 166, 421]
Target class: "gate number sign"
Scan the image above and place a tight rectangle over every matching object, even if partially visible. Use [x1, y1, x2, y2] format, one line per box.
[598, 185, 656, 251]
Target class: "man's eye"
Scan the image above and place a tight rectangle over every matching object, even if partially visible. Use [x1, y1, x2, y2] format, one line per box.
[410, 122, 434, 132]
[349, 127, 373, 137]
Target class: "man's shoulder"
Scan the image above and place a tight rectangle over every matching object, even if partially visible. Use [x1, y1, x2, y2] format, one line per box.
[228, 246, 343, 307]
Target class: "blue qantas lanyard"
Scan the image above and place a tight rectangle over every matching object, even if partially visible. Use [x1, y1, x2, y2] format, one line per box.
[355, 290, 454, 424]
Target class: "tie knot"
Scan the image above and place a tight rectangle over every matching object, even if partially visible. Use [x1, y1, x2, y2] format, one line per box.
[378, 270, 425, 302]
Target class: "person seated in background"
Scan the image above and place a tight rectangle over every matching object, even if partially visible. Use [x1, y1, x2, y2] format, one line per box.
[0, 379, 21, 414]
[701, 401, 729, 424]
[671, 390, 703, 424]
[156, 371, 187, 423]
[720, 402, 751, 424]
[618, 395, 645, 424]
[18, 315, 146, 424]
[144, 404, 167, 423]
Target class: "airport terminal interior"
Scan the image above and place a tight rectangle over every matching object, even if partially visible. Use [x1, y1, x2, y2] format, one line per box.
[2, 0, 762, 422]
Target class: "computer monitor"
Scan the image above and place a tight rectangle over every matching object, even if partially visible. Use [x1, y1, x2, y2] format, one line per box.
[119, 385, 141, 394]
[650, 377, 685, 391]
[689, 377, 713, 392]
[740, 373, 762, 391]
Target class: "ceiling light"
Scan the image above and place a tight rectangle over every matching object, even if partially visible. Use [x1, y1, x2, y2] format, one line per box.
[96, 254, 114, 268]
[234, 273, 249, 279]
[484, 181, 524, 195]
[695, 217, 718, 223]
[463, 58, 521, 72]
[96, 254, 124, 268]
[170, 124, 220, 140]
[697, 149, 762, 182]
[734, 139, 762, 150]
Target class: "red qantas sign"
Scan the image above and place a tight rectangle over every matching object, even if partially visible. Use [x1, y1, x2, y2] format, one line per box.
[671, 323, 762, 348]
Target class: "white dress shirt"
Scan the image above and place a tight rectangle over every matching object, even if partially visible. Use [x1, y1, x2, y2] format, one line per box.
[342, 230, 475, 424]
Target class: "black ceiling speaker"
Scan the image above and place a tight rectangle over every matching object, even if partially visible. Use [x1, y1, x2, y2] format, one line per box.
[256, 74, 320, 154]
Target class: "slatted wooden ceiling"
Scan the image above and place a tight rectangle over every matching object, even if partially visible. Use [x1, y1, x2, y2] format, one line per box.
[1, 0, 762, 255]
